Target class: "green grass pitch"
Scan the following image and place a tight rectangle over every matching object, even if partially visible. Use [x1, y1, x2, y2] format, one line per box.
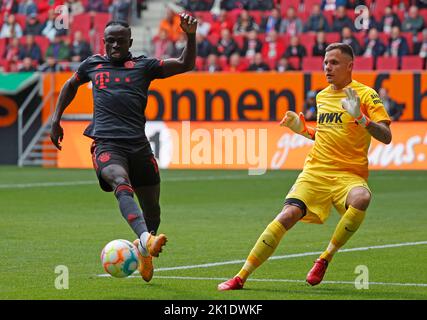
[0, 167, 426, 300]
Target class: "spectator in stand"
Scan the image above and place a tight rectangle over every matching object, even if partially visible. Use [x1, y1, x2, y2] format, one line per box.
[181, 0, 214, 11]
[109, 0, 131, 23]
[0, 0, 19, 15]
[70, 30, 92, 62]
[402, 5, 425, 35]
[379, 88, 403, 121]
[86, 0, 107, 12]
[331, 6, 355, 32]
[210, 9, 233, 36]
[391, 0, 411, 11]
[0, 14, 23, 38]
[173, 32, 187, 57]
[224, 52, 247, 72]
[45, 34, 71, 62]
[233, 10, 259, 36]
[39, 56, 63, 72]
[18, 57, 37, 72]
[362, 28, 386, 58]
[158, 7, 184, 42]
[386, 26, 410, 57]
[304, 4, 330, 32]
[3, 37, 20, 63]
[216, 28, 239, 57]
[246, 0, 274, 10]
[262, 29, 285, 61]
[196, 33, 214, 58]
[65, 0, 85, 18]
[303, 90, 318, 121]
[19, 34, 43, 64]
[221, 0, 246, 11]
[24, 12, 42, 35]
[340, 27, 362, 55]
[379, 6, 401, 34]
[345, 0, 366, 9]
[41, 9, 67, 41]
[195, 14, 211, 37]
[275, 57, 295, 72]
[259, 7, 281, 33]
[204, 53, 222, 72]
[321, 0, 348, 11]
[280, 6, 303, 36]
[241, 29, 262, 59]
[152, 29, 174, 59]
[18, 0, 37, 16]
[248, 52, 270, 71]
[413, 28, 427, 60]
[313, 31, 328, 57]
[414, 0, 427, 9]
[284, 36, 307, 60]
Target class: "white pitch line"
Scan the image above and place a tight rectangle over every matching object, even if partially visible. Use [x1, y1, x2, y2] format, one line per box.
[97, 275, 427, 288]
[0, 175, 259, 189]
[97, 240, 427, 276]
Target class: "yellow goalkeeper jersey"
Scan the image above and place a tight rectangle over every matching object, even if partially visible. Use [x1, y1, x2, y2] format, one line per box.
[304, 80, 391, 180]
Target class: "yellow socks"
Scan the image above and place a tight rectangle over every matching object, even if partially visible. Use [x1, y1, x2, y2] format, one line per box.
[320, 205, 366, 262]
[237, 219, 286, 282]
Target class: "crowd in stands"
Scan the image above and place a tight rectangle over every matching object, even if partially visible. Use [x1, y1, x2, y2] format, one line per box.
[160, 0, 427, 71]
[0, 0, 148, 72]
[1, 0, 426, 73]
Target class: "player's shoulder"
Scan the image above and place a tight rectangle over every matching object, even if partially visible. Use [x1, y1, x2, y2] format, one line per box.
[350, 80, 377, 96]
[316, 86, 331, 99]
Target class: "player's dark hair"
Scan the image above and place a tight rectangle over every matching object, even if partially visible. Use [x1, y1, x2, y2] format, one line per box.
[105, 20, 131, 36]
[325, 43, 354, 60]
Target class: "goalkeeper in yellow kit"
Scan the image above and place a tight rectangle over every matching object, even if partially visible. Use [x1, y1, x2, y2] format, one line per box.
[218, 43, 392, 290]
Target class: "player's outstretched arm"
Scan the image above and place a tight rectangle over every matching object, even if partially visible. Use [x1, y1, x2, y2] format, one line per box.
[50, 75, 85, 150]
[280, 111, 316, 140]
[341, 88, 392, 145]
[159, 13, 197, 78]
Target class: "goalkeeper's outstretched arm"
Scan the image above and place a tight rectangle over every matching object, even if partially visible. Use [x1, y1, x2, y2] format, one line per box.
[280, 111, 316, 140]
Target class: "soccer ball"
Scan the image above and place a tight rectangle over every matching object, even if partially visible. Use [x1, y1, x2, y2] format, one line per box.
[101, 239, 139, 278]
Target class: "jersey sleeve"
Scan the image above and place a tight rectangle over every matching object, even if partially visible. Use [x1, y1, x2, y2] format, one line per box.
[74, 57, 91, 83]
[144, 58, 163, 80]
[360, 88, 391, 124]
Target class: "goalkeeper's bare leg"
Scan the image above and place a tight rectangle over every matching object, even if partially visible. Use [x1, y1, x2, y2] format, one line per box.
[217, 205, 304, 291]
[307, 186, 370, 285]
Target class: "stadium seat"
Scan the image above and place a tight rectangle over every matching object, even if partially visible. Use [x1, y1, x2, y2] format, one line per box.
[195, 56, 205, 71]
[302, 56, 323, 71]
[287, 56, 301, 70]
[218, 56, 228, 70]
[71, 13, 91, 34]
[93, 13, 111, 33]
[420, 9, 427, 26]
[249, 11, 264, 26]
[233, 34, 245, 50]
[281, 0, 301, 14]
[34, 36, 51, 57]
[378, 32, 390, 47]
[266, 57, 277, 70]
[353, 57, 374, 70]
[376, 56, 398, 70]
[325, 32, 340, 44]
[401, 56, 424, 70]
[194, 11, 214, 24]
[401, 32, 414, 54]
[303, 0, 322, 12]
[0, 38, 6, 59]
[207, 34, 220, 46]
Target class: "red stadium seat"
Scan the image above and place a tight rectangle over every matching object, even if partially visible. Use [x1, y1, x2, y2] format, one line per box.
[233, 34, 245, 50]
[420, 9, 427, 25]
[303, 0, 322, 12]
[281, 0, 301, 14]
[401, 56, 424, 70]
[325, 32, 340, 44]
[353, 57, 374, 70]
[0, 38, 6, 58]
[71, 13, 91, 34]
[376, 56, 398, 70]
[34, 36, 51, 57]
[14, 14, 27, 29]
[266, 57, 277, 70]
[93, 13, 111, 33]
[195, 56, 205, 71]
[194, 11, 214, 24]
[249, 11, 264, 26]
[287, 56, 301, 69]
[400, 32, 414, 54]
[207, 34, 220, 45]
[302, 56, 323, 71]
[378, 32, 390, 46]
[218, 55, 228, 70]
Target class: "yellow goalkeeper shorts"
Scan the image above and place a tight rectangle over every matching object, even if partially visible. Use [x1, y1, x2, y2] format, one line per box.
[285, 169, 371, 224]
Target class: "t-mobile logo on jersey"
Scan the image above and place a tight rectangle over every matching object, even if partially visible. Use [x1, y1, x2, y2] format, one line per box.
[95, 72, 110, 89]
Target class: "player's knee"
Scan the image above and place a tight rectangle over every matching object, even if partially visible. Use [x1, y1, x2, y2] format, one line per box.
[347, 188, 371, 211]
[276, 205, 304, 230]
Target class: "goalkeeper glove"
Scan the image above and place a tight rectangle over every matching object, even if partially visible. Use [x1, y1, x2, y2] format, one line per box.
[341, 88, 371, 128]
[280, 111, 316, 140]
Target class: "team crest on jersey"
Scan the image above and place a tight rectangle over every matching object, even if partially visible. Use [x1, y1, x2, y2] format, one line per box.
[98, 152, 111, 163]
[124, 60, 135, 68]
